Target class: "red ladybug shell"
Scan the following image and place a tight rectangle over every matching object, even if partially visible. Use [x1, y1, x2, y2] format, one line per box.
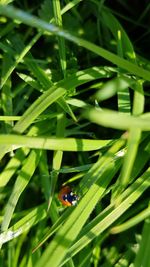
[58, 186, 78, 206]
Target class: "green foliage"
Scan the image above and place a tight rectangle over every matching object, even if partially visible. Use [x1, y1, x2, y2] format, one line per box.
[0, 1, 150, 267]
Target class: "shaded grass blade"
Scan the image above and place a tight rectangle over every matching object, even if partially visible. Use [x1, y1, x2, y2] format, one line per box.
[0, 5, 150, 81]
[1, 150, 41, 234]
[134, 217, 150, 267]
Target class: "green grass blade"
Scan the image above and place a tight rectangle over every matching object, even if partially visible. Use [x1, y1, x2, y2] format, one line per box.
[0, 116, 20, 121]
[1, 150, 41, 233]
[0, 66, 113, 160]
[0, 135, 111, 151]
[95, 75, 134, 102]
[101, 7, 136, 62]
[113, 127, 141, 196]
[84, 108, 150, 131]
[18, 73, 77, 121]
[113, 81, 144, 195]
[0, 87, 65, 159]
[13, 87, 65, 133]
[111, 205, 150, 234]
[1, 32, 41, 89]
[34, 138, 124, 267]
[35, 174, 112, 267]
[61, 167, 150, 265]
[53, 0, 66, 77]
[32, 139, 124, 254]
[101, 7, 136, 113]
[132, 80, 145, 116]
[0, 203, 47, 245]
[0, 5, 150, 81]
[1, 53, 13, 132]
[0, 148, 29, 187]
[48, 111, 66, 211]
[134, 217, 150, 267]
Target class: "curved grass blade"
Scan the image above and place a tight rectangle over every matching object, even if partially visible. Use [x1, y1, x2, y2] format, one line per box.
[0, 5, 150, 81]
[111, 205, 150, 234]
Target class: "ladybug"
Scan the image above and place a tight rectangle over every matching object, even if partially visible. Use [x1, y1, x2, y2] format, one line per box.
[58, 186, 79, 206]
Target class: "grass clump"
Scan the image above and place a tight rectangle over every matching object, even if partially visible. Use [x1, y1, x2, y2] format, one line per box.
[0, 1, 150, 267]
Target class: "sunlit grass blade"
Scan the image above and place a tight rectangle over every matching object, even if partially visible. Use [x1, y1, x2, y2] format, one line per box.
[49, 111, 66, 211]
[1, 150, 41, 234]
[32, 138, 124, 254]
[1, 5, 150, 81]
[0, 116, 20, 121]
[0, 203, 47, 245]
[13, 89, 65, 134]
[0, 87, 65, 160]
[0, 148, 29, 187]
[84, 108, 150, 131]
[57, 97, 77, 122]
[0, 32, 41, 89]
[0, 66, 113, 160]
[95, 75, 134, 102]
[0, 135, 112, 151]
[111, 205, 150, 234]
[35, 173, 112, 267]
[61, 167, 150, 265]
[113, 81, 145, 195]
[53, 0, 66, 77]
[101, 7, 136, 62]
[18, 73, 77, 121]
[0, 2, 149, 266]
[34, 137, 125, 267]
[132, 79, 145, 116]
[113, 127, 141, 197]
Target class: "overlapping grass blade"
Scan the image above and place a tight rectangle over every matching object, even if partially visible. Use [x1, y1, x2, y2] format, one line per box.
[34, 137, 125, 267]
[0, 5, 150, 81]
[0, 203, 47, 245]
[0, 148, 29, 187]
[0, 66, 113, 160]
[61, 167, 150, 265]
[1, 150, 41, 234]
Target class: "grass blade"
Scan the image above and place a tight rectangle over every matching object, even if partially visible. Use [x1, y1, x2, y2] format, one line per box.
[0, 135, 111, 151]
[1, 150, 41, 233]
[0, 5, 150, 81]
